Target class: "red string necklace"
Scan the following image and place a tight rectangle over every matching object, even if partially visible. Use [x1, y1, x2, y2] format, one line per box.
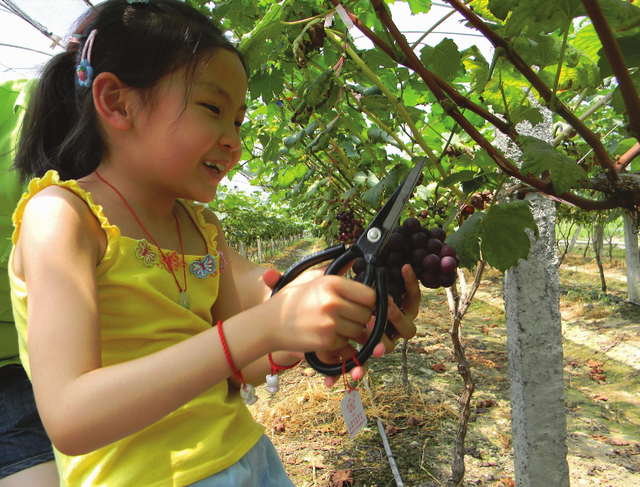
[94, 170, 190, 309]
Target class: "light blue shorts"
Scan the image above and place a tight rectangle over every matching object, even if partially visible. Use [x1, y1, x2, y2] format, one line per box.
[187, 435, 295, 487]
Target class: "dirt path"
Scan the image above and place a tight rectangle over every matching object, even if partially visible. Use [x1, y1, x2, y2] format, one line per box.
[249, 241, 640, 486]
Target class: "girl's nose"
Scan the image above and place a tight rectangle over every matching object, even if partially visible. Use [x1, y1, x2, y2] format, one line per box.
[220, 122, 242, 152]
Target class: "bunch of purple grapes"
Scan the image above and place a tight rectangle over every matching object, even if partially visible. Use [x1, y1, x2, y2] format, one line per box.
[352, 217, 460, 307]
[336, 210, 364, 245]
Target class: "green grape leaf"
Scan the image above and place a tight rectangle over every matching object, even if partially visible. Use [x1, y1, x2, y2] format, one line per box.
[480, 200, 538, 272]
[512, 34, 559, 69]
[598, 32, 640, 78]
[461, 45, 490, 93]
[341, 187, 357, 200]
[440, 170, 478, 187]
[362, 180, 385, 206]
[514, 105, 544, 126]
[483, 72, 530, 117]
[488, 0, 518, 21]
[571, 24, 601, 64]
[520, 137, 590, 194]
[599, 0, 640, 31]
[249, 67, 284, 105]
[239, 1, 286, 69]
[504, 0, 585, 38]
[407, 0, 432, 15]
[446, 211, 485, 269]
[419, 38, 462, 82]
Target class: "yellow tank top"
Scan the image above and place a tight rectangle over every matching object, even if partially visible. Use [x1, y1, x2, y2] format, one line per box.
[9, 171, 264, 487]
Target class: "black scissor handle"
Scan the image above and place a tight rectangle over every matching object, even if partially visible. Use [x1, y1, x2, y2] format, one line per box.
[304, 266, 389, 376]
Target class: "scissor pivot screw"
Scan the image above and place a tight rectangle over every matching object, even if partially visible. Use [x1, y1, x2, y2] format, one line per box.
[367, 227, 382, 243]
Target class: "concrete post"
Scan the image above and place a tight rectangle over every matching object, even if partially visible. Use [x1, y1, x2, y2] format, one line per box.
[257, 238, 263, 263]
[495, 106, 569, 487]
[623, 212, 640, 305]
[567, 224, 582, 253]
[503, 193, 569, 487]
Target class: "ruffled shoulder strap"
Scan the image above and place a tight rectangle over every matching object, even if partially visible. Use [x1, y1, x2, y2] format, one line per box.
[178, 200, 219, 253]
[12, 170, 120, 272]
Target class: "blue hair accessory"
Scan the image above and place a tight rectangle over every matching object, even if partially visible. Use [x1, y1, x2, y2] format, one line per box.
[127, 0, 149, 3]
[76, 29, 98, 88]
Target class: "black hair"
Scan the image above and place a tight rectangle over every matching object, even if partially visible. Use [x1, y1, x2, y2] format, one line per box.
[14, 0, 246, 182]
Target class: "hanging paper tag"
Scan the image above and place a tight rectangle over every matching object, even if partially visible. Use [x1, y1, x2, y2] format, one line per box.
[340, 388, 367, 438]
[324, 12, 334, 28]
[335, 4, 354, 31]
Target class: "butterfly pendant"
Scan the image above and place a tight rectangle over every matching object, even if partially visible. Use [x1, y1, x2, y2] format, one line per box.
[190, 254, 217, 279]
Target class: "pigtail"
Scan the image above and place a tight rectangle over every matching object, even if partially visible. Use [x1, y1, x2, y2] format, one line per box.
[14, 48, 102, 182]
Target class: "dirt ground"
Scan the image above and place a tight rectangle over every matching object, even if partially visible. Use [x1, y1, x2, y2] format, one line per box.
[249, 239, 640, 486]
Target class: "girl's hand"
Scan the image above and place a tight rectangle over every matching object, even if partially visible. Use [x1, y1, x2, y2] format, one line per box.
[267, 275, 376, 354]
[263, 263, 421, 385]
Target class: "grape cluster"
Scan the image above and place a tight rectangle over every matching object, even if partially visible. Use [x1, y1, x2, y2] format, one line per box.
[336, 210, 364, 245]
[419, 205, 453, 228]
[352, 217, 460, 308]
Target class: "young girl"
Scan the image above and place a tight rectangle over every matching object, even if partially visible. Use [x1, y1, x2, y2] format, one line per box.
[9, 1, 419, 486]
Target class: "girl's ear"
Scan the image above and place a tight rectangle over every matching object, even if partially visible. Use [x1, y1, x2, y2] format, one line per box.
[92, 72, 135, 131]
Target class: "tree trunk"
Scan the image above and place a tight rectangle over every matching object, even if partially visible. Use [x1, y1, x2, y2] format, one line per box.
[623, 212, 640, 305]
[593, 223, 607, 293]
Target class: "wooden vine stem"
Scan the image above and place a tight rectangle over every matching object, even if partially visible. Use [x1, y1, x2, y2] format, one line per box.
[444, 0, 621, 185]
[445, 261, 486, 485]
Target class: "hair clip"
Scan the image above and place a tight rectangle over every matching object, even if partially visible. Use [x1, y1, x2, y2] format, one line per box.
[127, 0, 149, 3]
[76, 29, 98, 88]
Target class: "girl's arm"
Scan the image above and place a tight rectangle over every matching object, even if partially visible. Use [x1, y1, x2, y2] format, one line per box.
[18, 188, 375, 456]
[226, 246, 276, 310]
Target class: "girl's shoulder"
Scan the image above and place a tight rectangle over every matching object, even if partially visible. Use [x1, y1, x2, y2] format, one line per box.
[12, 170, 111, 261]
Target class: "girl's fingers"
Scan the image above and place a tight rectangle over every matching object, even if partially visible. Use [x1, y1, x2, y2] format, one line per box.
[400, 264, 421, 322]
[387, 297, 417, 340]
[261, 268, 282, 291]
[334, 277, 377, 308]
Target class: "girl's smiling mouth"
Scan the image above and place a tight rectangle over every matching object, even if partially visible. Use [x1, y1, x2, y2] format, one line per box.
[204, 161, 225, 174]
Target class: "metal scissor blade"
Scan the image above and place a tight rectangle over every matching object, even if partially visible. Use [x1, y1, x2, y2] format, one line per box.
[366, 157, 426, 234]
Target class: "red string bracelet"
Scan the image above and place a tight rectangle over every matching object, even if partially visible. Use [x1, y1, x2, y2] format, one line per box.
[342, 356, 361, 391]
[217, 321, 257, 405]
[266, 353, 301, 394]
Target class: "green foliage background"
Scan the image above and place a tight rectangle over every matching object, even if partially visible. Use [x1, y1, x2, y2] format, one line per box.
[195, 0, 640, 272]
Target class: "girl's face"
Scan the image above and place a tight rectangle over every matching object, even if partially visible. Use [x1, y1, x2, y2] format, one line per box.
[130, 49, 247, 203]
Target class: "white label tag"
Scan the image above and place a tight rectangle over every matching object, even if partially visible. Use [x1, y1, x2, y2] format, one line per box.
[324, 12, 334, 28]
[340, 388, 367, 438]
[335, 4, 354, 31]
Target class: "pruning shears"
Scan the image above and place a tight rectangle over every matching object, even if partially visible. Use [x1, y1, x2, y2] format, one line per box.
[271, 157, 425, 376]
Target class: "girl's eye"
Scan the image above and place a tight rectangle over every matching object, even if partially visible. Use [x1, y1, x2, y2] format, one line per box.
[204, 104, 219, 114]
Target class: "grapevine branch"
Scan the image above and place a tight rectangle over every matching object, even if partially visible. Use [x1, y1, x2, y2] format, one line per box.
[328, 0, 518, 140]
[369, 0, 620, 211]
[445, 261, 486, 485]
[324, 30, 462, 195]
[553, 92, 614, 146]
[581, 0, 640, 139]
[445, 0, 621, 184]
[616, 142, 640, 172]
